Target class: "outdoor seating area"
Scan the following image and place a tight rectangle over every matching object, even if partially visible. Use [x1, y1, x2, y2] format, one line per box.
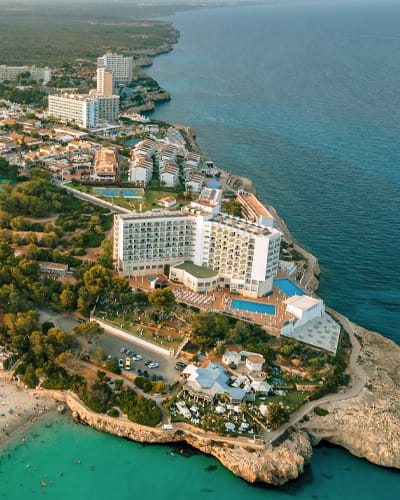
[173, 287, 216, 308]
[170, 393, 259, 437]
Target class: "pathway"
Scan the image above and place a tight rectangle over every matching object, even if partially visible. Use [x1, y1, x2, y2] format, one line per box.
[264, 311, 366, 443]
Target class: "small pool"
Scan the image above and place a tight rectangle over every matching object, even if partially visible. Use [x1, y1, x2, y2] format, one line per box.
[207, 179, 221, 189]
[273, 278, 305, 297]
[231, 299, 276, 315]
[146, 277, 157, 282]
[94, 188, 142, 198]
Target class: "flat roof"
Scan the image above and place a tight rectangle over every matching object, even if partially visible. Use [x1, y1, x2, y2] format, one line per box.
[211, 213, 275, 236]
[174, 261, 218, 278]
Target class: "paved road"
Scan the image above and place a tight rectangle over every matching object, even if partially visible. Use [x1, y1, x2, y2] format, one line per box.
[38, 308, 81, 333]
[264, 310, 366, 443]
[54, 180, 130, 214]
[97, 332, 180, 384]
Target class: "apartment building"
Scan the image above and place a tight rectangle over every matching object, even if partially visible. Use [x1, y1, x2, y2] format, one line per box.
[48, 94, 99, 128]
[96, 66, 114, 96]
[114, 188, 281, 297]
[97, 95, 120, 122]
[97, 53, 134, 84]
[0, 65, 52, 83]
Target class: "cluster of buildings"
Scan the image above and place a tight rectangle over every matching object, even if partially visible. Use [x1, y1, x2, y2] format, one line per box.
[128, 138, 206, 191]
[113, 187, 281, 298]
[48, 53, 135, 128]
[0, 65, 52, 84]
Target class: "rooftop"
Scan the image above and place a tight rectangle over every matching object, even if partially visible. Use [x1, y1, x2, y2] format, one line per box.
[238, 191, 273, 219]
[174, 261, 218, 279]
[211, 213, 274, 236]
[285, 295, 322, 310]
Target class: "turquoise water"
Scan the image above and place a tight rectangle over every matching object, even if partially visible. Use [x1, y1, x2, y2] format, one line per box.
[3, 1, 400, 496]
[274, 279, 306, 297]
[231, 299, 276, 315]
[1, 414, 400, 500]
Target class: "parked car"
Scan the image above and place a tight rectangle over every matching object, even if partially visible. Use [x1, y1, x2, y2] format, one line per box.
[118, 359, 124, 368]
[148, 362, 159, 369]
[125, 358, 131, 370]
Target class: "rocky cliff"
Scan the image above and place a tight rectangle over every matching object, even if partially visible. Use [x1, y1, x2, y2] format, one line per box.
[300, 324, 400, 468]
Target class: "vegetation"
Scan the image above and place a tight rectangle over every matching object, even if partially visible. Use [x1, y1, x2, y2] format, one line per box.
[314, 407, 329, 416]
[221, 201, 242, 217]
[0, 2, 179, 66]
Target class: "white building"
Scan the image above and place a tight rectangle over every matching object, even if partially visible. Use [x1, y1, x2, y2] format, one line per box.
[114, 188, 282, 297]
[97, 95, 120, 122]
[0, 65, 51, 84]
[281, 295, 341, 355]
[129, 156, 153, 185]
[97, 53, 134, 84]
[185, 172, 205, 193]
[114, 211, 196, 276]
[48, 94, 99, 128]
[160, 162, 180, 187]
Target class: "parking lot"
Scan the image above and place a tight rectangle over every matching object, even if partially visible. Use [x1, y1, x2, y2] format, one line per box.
[97, 332, 180, 384]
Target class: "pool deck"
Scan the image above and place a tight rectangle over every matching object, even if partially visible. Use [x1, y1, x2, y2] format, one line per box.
[129, 270, 297, 334]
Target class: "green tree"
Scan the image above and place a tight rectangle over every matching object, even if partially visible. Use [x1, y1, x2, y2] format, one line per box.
[59, 288, 77, 312]
[148, 287, 176, 320]
[73, 321, 103, 348]
[83, 265, 112, 298]
[266, 403, 290, 428]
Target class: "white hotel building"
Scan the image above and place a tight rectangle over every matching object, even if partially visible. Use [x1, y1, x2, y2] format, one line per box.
[97, 53, 134, 84]
[114, 189, 281, 297]
[48, 94, 99, 128]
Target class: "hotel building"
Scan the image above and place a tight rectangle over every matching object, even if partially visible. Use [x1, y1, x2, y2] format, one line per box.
[97, 53, 134, 84]
[0, 65, 52, 84]
[48, 94, 99, 128]
[114, 188, 281, 297]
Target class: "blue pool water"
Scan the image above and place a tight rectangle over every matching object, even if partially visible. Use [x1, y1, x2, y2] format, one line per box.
[101, 189, 118, 196]
[98, 189, 139, 198]
[124, 139, 140, 147]
[274, 279, 305, 297]
[146, 277, 157, 282]
[207, 179, 220, 189]
[231, 299, 275, 315]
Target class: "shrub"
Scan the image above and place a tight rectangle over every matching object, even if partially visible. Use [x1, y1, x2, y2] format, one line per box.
[135, 376, 152, 392]
[314, 407, 329, 416]
[106, 358, 121, 374]
[107, 408, 120, 418]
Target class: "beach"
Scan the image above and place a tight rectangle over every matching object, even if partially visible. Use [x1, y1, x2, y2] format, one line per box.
[0, 371, 57, 449]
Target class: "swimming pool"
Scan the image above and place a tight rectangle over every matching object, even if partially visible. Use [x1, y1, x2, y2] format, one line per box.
[146, 277, 157, 282]
[273, 278, 305, 297]
[93, 187, 143, 198]
[231, 299, 276, 315]
[207, 179, 221, 189]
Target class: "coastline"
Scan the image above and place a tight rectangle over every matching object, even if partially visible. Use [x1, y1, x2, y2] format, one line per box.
[0, 374, 58, 451]
[2, 13, 400, 488]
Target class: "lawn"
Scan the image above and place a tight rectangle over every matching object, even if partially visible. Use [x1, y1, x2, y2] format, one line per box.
[266, 391, 309, 411]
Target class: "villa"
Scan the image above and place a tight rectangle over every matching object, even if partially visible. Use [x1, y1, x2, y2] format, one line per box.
[182, 362, 247, 404]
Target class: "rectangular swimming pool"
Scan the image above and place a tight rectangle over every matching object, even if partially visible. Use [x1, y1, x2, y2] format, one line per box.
[231, 299, 276, 315]
[273, 278, 305, 297]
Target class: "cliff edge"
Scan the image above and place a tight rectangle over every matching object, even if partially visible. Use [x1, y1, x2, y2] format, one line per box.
[300, 322, 400, 468]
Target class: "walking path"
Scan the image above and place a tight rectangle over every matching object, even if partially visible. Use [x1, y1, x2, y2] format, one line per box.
[264, 310, 366, 443]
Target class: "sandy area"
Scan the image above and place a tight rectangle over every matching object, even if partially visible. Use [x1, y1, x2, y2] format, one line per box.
[0, 371, 57, 448]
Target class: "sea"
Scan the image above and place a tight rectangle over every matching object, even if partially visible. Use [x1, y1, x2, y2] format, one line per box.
[2, 1, 400, 497]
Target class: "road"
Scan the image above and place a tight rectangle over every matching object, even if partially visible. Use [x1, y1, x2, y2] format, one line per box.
[97, 332, 179, 384]
[54, 180, 130, 214]
[264, 310, 366, 443]
[38, 308, 81, 332]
